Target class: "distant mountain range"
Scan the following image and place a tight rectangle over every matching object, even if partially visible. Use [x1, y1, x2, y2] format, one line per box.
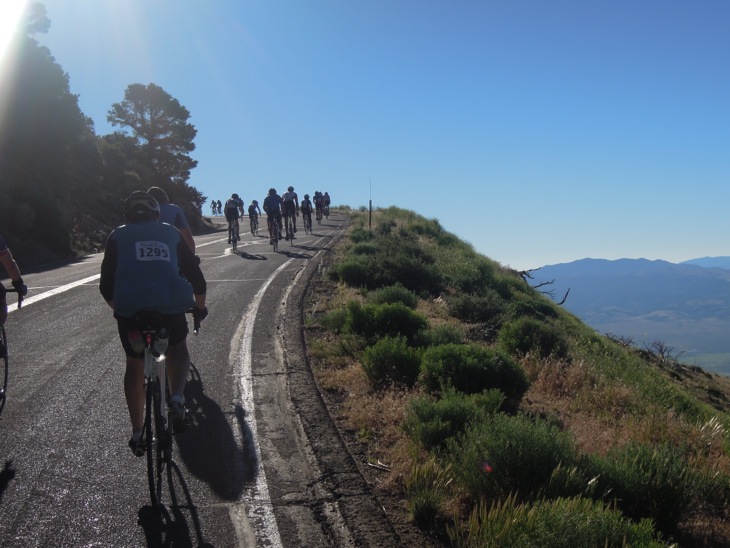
[530, 256, 730, 373]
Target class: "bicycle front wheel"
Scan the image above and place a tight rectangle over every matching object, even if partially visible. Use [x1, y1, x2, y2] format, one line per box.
[146, 378, 170, 508]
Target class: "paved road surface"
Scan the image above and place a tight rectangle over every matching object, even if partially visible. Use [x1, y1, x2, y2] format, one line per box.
[0, 212, 400, 547]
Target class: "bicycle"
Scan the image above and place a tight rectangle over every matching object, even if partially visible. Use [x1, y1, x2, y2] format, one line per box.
[137, 310, 200, 508]
[284, 213, 296, 245]
[228, 219, 239, 252]
[267, 216, 280, 252]
[302, 211, 312, 235]
[249, 214, 258, 236]
[324, 204, 330, 220]
[316, 206, 323, 226]
[0, 287, 23, 409]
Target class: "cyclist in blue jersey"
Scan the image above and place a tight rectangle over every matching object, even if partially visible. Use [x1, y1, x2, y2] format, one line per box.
[0, 234, 27, 326]
[263, 188, 283, 243]
[99, 191, 208, 456]
[147, 186, 195, 253]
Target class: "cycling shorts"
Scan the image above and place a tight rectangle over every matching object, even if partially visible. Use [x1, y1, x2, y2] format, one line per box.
[115, 312, 189, 359]
[282, 201, 296, 216]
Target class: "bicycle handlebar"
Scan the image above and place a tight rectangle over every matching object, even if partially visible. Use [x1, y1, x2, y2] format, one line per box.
[4, 286, 23, 308]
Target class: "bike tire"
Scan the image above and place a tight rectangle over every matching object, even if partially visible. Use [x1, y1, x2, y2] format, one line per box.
[0, 327, 8, 406]
[153, 380, 169, 507]
[145, 379, 158, 507]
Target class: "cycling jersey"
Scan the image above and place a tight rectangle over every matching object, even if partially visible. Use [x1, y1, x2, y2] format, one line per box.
[263, 194, 282, 216]
[248, 204, 260, 216]
[99, 221, 205, 318]
[300, 199, 312, 212]
[224, 198, 243, 221]
[159, 203, 190, 230]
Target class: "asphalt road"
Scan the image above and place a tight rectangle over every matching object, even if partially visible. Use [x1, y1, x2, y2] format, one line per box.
[0, 212, 399, 547]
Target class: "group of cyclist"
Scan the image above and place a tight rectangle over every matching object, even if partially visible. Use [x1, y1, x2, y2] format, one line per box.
[221, 188, 331, 246]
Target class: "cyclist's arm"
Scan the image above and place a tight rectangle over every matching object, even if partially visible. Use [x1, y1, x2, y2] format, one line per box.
[178, 241, 207, 305]
[0, 247, 22, 283]
[99, 235, 118, 309]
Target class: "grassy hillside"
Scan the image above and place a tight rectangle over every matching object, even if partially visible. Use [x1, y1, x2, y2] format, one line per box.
[304, 207, 730, 547]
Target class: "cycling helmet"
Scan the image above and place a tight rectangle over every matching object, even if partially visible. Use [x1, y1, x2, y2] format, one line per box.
[232, 193, 239, 199]
[147, 186, 169, 204]
[304, 194, 309, 199]
[287, 186, 294, 192]
[124, 190, 160, 222]
[269, 188, 276, 195]
[252, 200, 258, 205]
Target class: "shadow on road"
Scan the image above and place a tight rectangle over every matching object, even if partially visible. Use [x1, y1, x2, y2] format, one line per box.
[175, 362, 254, 500]
[232, 250, 267, 261]
[0, 460, 16, 504]
[137, 461, 214, 548]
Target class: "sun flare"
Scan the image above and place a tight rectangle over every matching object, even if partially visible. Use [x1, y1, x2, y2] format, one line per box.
[0, 1, 29, 63]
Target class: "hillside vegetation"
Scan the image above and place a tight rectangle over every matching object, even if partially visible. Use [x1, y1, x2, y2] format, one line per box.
[305, 207, 730, 547]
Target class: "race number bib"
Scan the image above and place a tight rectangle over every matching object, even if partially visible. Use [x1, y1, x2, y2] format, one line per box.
[135, 241, 171, 262]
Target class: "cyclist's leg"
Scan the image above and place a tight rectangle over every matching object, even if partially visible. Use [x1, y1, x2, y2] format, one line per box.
[166, 342, 190, 402]
[235, 218, 241, 240]
[124, 356, 145, 433]
[227, 219, 234, 243]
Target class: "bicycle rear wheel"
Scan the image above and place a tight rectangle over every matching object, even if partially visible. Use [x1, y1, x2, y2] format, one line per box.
[0, 327, 8, 405]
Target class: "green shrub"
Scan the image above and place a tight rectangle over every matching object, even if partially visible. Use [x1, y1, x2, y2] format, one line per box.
[405, 459, 454, 528]
[331, 258, 370, 287]
[584, 442, 698, 535]
[361, 336, 422, 387]
[366, 283, 419, 309]
[447, 290, 507, 324]
[413, 324, 464, 347]
[419, 343, 529, 400]
[498, 317, 568, 359]
[403, 388, 504, 450]
[349, 226, 373, 243]
[448, 494, 666, 547]
[318, 308, 348, 333]
[350, 241, 378, 255]
[447, 413, 577, 501]
[344, 301, 428, 342]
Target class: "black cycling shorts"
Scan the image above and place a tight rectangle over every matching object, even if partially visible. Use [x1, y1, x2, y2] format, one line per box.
[283, 201, 296, 216]
[115, 312, 189, 358]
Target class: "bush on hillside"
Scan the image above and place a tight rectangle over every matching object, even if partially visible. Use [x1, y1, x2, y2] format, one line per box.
[419, 343, 529, 400]
[412, 323, 465, 347]
[583, 442, 698, 535]
[366, 283, 419, 309]
[361, 336, 422, 387]
[403, 388, 504, 451]
[498, 316, 569, 359]
[345, 301, 428, 343]
[448, 494, 666, 548]
[446, 289, 507, 324]
[447, 413, 578, 502]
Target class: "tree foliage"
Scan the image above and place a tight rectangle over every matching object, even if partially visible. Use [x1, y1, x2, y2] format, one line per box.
[0, 6, 207, 264]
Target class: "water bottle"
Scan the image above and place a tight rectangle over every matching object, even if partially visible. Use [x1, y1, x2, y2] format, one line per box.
[153, 327, 169, 358]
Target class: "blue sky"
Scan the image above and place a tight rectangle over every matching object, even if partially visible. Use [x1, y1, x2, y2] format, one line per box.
[5, 1, 730, 270]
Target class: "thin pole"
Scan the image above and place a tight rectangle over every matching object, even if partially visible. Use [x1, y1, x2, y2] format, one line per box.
[369, 177, 372, 230]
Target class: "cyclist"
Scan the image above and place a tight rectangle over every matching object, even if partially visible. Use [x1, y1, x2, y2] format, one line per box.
[248, 200, 261, 234]
[99, 191, 208, 457]
[323, 191, 331, 216]
[224, 193, 244, 244]
[281, 185, 299, 238]
[262, 188, 283, 244]
[313, 191, 324, 221]
[0, 234, 27, 327]
[300, 193, 313, 231]
[147, 186, 195, 253]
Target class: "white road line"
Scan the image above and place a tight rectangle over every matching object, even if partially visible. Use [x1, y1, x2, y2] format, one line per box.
[8, 274, 100, 314]
[233, 259, 292, 548]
